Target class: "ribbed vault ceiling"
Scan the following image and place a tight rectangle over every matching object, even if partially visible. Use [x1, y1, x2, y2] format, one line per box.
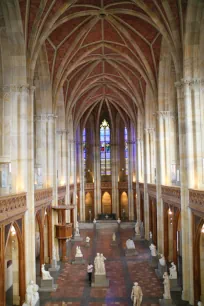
[19, 0, 187, 121]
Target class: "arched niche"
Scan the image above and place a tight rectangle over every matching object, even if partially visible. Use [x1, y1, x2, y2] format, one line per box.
[102, 192, 112, 214]
[4, 222, 25, 306]
[85, 192, 94, 221]
[120, 191, 128, 220]
[194, 218, 204, 304]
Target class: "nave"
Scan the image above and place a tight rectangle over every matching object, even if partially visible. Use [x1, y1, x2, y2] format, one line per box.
[38, 225, 189, 306]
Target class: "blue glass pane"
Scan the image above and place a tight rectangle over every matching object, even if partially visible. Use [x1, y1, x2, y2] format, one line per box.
[101, 152, 105, 159]
[100, 136, 104, 141]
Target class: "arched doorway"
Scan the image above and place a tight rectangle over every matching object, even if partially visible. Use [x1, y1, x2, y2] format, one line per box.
[85, 192, 94, 221]
[194, 218, 204, 304]
[102, 192, 112, 214]
[35, 212, 44, 277]
[5, 223, 25, 306]
[120, 191, 128, 220]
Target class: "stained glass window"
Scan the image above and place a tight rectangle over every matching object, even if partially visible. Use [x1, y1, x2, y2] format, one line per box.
[124, 127, 128, 175]
[100, 119, 111, 175]
[83, 128, 86, 172]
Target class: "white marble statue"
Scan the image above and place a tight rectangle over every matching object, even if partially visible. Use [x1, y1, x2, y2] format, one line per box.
[86, 236, 90, 243]
[117, 218, 121, 224]
[93, 218, 96, 224]
[75, 246, 83, 257]
[131, 282, 143, 306]
[100, 253, 106, 274]
[169, 262, 177, 279]
[94, 253, 106, 275]
[198, 302, 203, 306]
[126, 239, 135, 249]
[163, 272, 171, 299]
[135, 221, 140, 235]
[149, 231, 153, 239]
[159, 254, 166, 266]
[52, 247, 56, 260]
[75, 221, 80, 236]
[23, 281, 39, 306]
[112, 232, 116, 242]
[149, 243, 157, 256]
[41, 264, 52, 280]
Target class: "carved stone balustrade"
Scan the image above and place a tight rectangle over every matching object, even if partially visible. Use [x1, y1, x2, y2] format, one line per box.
[85, 183, 94, 190]
[34, 188, 53, 211]
[147, 184, 156, 198]
[189, 189, 204, 216]
[0, 193, 27, 223]
[161, 185, 181, 208]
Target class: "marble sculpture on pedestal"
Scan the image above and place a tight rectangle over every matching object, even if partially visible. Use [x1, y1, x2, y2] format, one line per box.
[149, 243, 157, 256]
[159, 254, 166, 266]
[126, 239, 135, 249]
[86, 236, 90, 243]
[163, 272, 171, 299]
[135, 221, 140, 235]
[94, 253, 106, 275]
[169, 262, 177, 279]
[23, 280, 39, 306]
[112, 232, 116, 242]
[131, 282, 143, 306]
[75, 246, 83, 257]
[75, 221, 80, 236]
[41, 264, 52, 280]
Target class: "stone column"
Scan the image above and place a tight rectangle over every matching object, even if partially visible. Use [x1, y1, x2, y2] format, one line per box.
[175, 80, 194, 304]
[94, 143, 101, 217]
[111, 142, 119, 216]
[143, 128, 149, 239]
[128, 140, 134, 221]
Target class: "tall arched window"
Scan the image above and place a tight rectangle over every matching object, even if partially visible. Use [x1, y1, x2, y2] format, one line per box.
[100, 119, 111, 175]
[83, 128, 86, 172]
[124, 127, 128, 175]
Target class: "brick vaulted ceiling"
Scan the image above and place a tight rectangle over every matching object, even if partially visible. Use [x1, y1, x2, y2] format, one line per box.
[19, 0, 187, 122]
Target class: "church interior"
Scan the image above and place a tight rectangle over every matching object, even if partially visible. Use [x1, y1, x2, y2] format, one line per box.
[0, 0, 204, 305]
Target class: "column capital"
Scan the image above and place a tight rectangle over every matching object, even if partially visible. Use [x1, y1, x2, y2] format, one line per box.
[56, 129, 69, 135]
[154, 111, 176, 120]
[144, 127, 155, 134]
[0, 84, 35, 94]
[175, 78, 204, 91]
[34, 113, 58, 122]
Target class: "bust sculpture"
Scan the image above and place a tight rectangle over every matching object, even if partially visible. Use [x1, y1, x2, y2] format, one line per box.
[131, 282, 143, 306]
[75, 246, 83, 257]
[169, 262, 177, 279]
[149, 231, 153, 239]
[93, 218, 96, 224]
[52, 247, 56, 260]
[149, 243, 157, 256]
[112, 232, 116, 242]
[163, 272, 171, 299]
[126, 239, 135, 249]
[198, 302, 203, 306]
[41, 264, 52, 280]
[94, 253, 106, 275]
[86, 236, 90, 243]
[135, 221, 140, 235]
[159, 254, 166, 266]
[117, 218, 121, 224]
[23, 280, 39, 306]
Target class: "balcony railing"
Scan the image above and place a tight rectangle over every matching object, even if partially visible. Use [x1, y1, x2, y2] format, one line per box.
[161, 185, 181, 207]
[189, 189, 204, 215]
[34, 188, 53, 210]
[0, 193, 27, 223]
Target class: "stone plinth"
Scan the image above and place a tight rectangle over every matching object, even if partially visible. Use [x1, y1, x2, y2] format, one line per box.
[72, 256, 86, 264]
[39, 278, 58, 292]
[23, 299, 40, 306]
[72, 235, 83, 242]
[149, 255, 158, 268]
[110, 241, 118, 246]
[91, 274, 109, 287]
[159, 299, 176, 306]
[85, 242, 90, 248]
[149, 238, 153, 246]
[125, 248, 138, 256]
[132, 234, 141, 241]
[170, 278, 181, 291]
[155, 262, 167, 279]
[49, 259, 60, 272]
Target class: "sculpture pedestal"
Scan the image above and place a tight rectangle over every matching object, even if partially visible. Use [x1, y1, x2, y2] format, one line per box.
[39, 278, 58, 292]
[125, 248, 138, 256]
[132, 234, 141, 241]
[72, 256, 86, 264]
[110, 241, 118, 246]
[155, 262, 167, 279]
[72, 235, 83, 241]
[85, 242, 90, 248]
[159, 299, 176, 306]
[149, 255, 158, 268]
[23, 298, 40, 306]
[170, 279, 181, 291]
[49, 259, 60, 272]
[91, 274, 109, 287]
[149, 238, 153, 246]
